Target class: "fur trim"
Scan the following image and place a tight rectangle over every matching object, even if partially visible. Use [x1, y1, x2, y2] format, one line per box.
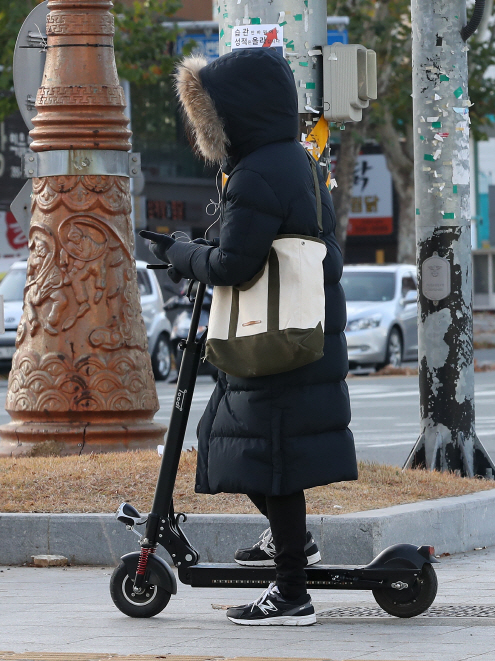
[175, 55, 229, 163]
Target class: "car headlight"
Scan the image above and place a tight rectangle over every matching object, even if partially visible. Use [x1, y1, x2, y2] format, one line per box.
[171, 316, 191, 339]
[346, 314, 382, 332]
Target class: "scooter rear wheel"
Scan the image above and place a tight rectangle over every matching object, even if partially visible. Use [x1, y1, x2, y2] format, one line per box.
[110, 561, 171, 618]
[372, 563, 437, 618]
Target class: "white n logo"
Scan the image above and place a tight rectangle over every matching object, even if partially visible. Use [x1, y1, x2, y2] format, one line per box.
[259, 600, 278, 615]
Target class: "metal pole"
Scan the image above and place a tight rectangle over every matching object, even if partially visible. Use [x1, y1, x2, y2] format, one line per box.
[404, 0, 495, 477]
[216, 0, 329, 159]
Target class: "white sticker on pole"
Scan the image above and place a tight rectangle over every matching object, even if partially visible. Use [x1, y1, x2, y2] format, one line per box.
[231, 24, 284, 54]
[422, 254, 451, 301]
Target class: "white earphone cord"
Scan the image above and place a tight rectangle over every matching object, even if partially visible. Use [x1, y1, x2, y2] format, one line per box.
[172, 167, 222, 244]
[204, 166, 223, 239]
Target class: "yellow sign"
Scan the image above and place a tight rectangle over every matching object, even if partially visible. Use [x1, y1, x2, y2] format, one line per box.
[306, 116, 329, 160]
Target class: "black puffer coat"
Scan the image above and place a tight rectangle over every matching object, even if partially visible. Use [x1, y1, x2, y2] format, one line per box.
[168, 48, 357, 496]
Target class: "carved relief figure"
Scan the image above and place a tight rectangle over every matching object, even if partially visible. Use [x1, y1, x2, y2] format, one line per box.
[60, 219, 108, 330]
[25, 230, 68, 336]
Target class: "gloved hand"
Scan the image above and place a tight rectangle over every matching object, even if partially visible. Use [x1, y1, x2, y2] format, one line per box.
[192, 237, 220, 247]
[139, 230, 175, 263]
[167, 266, 185, 284]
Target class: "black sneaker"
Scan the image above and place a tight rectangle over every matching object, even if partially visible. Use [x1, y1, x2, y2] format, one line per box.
[227, 582, 316, 626]
[234, 528, 321, 567]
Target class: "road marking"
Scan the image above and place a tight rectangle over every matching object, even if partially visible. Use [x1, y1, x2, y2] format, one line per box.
[351, 416, 397, 421]
[350, 390, 419, 400]
[363, 441, 419, 448]
[355, 432, 416, 436]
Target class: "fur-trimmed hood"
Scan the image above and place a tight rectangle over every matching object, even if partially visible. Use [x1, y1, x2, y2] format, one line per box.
[175, 48, 298, 167]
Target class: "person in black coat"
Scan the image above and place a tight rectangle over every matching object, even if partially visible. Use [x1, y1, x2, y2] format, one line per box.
[140, 48, 357, 626]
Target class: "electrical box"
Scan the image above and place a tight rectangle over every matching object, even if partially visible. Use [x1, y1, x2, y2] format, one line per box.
[322, 43, 377, 123]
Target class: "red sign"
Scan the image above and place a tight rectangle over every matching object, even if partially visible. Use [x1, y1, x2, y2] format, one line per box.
[147, 200, 186, 222]
[331, 153, 394, 237]
[347, 217, 393, 236]
[5, 211, 28, 250]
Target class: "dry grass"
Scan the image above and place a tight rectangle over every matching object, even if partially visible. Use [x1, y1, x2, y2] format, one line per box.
[1, 449, 494, 515]
[474, 359, 495, 372]
[474, 340, 495, 349]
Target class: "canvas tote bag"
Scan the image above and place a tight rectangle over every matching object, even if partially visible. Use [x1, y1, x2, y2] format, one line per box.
[205, 155, 327, 378]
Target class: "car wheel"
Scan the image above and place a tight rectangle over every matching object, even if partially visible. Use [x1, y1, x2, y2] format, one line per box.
[151, 333, 171, 381]
[380, 327, 403, 369]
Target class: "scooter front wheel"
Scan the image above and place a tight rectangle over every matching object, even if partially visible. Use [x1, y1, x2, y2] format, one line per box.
[110, 562, 171, 618]
[372, 563, 437, 618]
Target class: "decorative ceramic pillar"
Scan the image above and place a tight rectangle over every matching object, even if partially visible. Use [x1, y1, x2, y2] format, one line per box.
[0, 0, 166, 455]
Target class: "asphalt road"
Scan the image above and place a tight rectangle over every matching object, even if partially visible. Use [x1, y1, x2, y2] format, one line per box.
[1, 365, 494, 467]
[150, 371, 495, 466]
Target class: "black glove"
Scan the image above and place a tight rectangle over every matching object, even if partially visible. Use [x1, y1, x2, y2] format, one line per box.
[192, 237, 220, 247]
[167, 266, 185, 284]
[139, 230, 175, 263]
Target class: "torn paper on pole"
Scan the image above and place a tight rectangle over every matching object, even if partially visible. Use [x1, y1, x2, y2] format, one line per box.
[452, 148, 470, 185]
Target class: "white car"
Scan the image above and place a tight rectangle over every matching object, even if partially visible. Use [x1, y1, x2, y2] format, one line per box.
[0, 260, 172, 380]
[342, 264, 419, 370]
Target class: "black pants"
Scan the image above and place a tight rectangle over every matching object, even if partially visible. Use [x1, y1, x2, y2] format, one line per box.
[248, 491, 307, 600]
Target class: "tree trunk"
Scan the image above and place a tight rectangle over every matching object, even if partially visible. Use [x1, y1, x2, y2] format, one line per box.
[374, 110, 415, 263]
[396, 169, 416, 264]
[331, 124, 365, 255]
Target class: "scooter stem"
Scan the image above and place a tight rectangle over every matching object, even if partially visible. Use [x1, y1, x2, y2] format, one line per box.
[146, 281, 207, 539]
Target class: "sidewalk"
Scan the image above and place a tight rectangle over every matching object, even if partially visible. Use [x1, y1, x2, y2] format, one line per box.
[2, 547, 495, 661]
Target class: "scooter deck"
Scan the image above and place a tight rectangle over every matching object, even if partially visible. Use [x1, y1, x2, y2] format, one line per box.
[180, 563, 420, 590]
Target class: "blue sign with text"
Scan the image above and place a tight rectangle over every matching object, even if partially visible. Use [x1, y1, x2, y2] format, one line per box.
[176, 34, 219, 62]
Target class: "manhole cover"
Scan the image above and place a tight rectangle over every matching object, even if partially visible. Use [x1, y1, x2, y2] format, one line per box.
[317, 605, 495, 618]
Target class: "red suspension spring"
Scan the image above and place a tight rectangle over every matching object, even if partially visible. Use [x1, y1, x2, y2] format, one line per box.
[136, 547, 151, 576]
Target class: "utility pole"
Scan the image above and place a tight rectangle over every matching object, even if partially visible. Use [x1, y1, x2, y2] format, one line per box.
[216, 0, 330, 166]
[404, 0, 495, 477]
[0, 0, 165, 456]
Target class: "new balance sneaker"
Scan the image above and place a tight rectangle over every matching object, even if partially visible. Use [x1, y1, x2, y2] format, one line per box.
[234, 528, 321, 567]
[227, 582, 316, 626]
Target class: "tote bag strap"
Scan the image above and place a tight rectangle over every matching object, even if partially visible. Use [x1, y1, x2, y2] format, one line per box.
[228, 249, 280, 339]
[305, 151, 323, 236]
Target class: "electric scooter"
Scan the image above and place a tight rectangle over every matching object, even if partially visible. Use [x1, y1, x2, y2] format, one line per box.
[110, 267, 440, 620]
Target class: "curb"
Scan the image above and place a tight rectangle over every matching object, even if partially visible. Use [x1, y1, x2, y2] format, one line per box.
[2, 489, 495, 566]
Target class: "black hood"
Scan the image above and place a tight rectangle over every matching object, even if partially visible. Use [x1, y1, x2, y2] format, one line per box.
[175, 49, 299, 169]
[199, 49, 298, 166]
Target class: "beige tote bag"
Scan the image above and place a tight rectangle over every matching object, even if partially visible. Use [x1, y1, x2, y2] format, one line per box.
[205, 155, 326, 378]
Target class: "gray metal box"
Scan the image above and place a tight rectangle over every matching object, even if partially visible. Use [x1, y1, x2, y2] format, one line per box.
[322, 43, 377, 123]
